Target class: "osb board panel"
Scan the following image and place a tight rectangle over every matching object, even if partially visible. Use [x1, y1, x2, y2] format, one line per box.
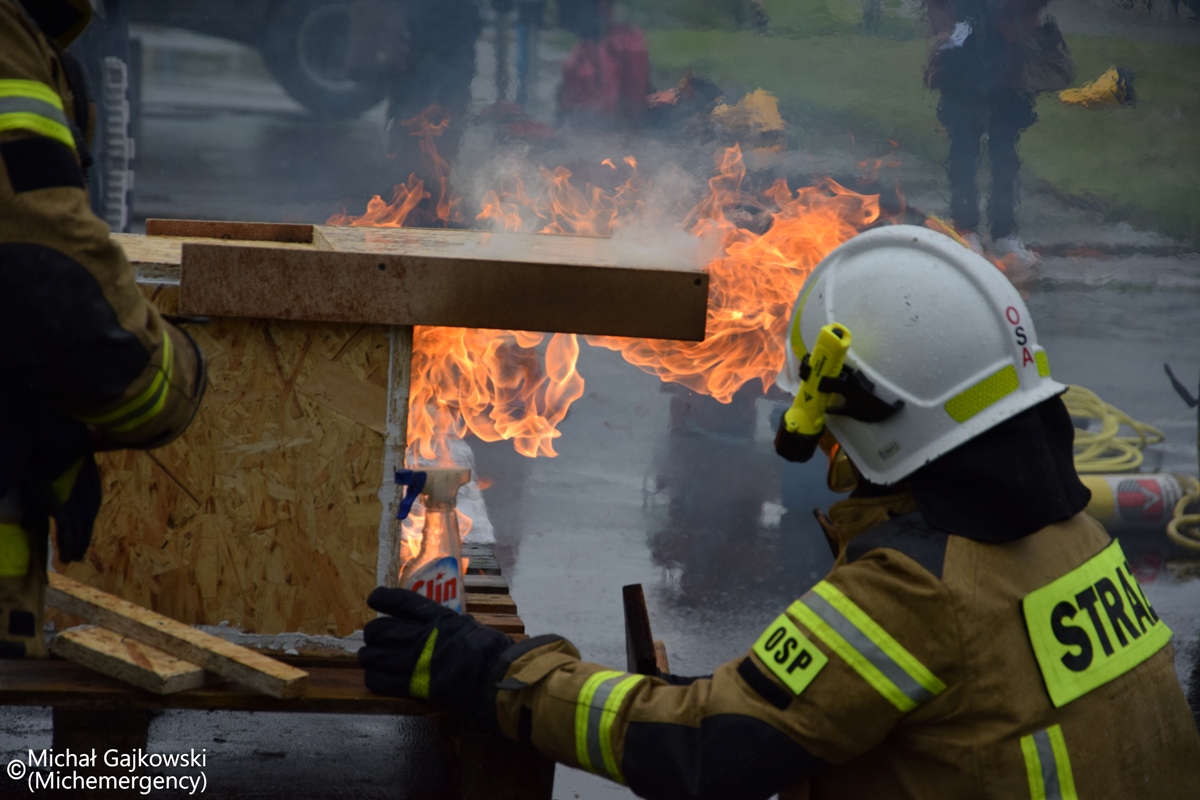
[52, 285, 390, 636]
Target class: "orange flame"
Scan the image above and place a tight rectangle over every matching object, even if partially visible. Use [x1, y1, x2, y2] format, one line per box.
[591, 145, 879, 401]
[328, 105, 460, 228]
[476, 156, 644, 236]
[331, 108, 885, 574]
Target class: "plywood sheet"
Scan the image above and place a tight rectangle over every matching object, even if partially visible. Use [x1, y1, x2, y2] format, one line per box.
[53, 285, 391, 637]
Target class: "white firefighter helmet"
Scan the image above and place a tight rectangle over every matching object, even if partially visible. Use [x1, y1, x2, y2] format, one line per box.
[776, 224, 1064, 485]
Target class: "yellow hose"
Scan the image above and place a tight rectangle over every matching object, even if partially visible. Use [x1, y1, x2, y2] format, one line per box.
[1166, 474, 1200, 552]
[1064, 385, 1164, 474]
[1065, 384, 1200, 547]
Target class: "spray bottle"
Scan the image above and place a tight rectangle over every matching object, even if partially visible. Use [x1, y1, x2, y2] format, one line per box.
[396, 468, 472, 614]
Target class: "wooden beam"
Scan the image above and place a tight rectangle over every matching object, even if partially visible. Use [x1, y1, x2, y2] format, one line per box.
[50, 626, 207, 695]
[177, 231, 709, 340]
[146, 218, 314, 243]
[623, 584, 659, 676]
[463, 574, 509, 594]
[464, 593, 517, 615]
[47, 573, 308, 699]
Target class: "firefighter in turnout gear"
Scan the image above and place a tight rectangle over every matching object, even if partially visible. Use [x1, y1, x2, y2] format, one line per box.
[0, 0, 206, 658]
[360, 226, 1200, 798]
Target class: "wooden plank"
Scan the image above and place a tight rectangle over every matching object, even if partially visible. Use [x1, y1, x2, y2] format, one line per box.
[623, 584, 658, 676]
[47, 573, 308, 699]
[146, 218, 314, 243]
[463, 574, 509, 594]
[464, 593, 517, 615]
[654, 640, 671, 675]
[0, 660, 425, 715]
[50, 626, 207, 695]
[178, 237, 709, 340]
[468, 613, 525, 635]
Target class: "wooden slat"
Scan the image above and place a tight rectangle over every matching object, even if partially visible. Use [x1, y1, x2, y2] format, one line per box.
[463, 574, 509, 594]
[50, 626, 207, 695]
[178, 235, 709, 340]
[146, 219, 313, 243]
[468, 613, 525, 634]
[47, 573, 308, 699]
[0, 660, 423, 715]
[623, 584, 658, 676]
[464, 593, 517, 615]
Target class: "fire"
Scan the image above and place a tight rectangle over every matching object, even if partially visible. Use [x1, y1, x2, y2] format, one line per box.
[476, 155, 644, 236]
[328, 105, 461, 229]
[329, 107, 883, 572]
[408, 327, 585, 464]
[590, 146, 880, 401]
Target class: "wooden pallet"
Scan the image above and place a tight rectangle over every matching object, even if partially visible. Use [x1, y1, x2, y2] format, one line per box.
[0, 658, 553, 800]
[12, 544, 544, 799]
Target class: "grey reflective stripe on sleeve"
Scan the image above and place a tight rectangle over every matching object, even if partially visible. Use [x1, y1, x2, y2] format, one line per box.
[1020, 725, 1078, 800]
[0, 96, 70, 128]
[801, 590, 935, 706]
[586, 674, 627, 776]
[1034, 730, 1061, 800]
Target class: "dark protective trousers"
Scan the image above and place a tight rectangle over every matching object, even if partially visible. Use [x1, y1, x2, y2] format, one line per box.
[938, 86, 1037, 239]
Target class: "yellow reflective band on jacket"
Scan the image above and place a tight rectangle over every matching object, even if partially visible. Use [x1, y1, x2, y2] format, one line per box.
[408, 629, 437, 699]
[791, 581, 946, 713]
[1021, 725, 1078, 800]
[78, 332, 174, 433]
[1022, 539, 1171, 708]
[0, 79, 74, 149]
[574, 670, 645, 784]
[0, 523, 31, 577]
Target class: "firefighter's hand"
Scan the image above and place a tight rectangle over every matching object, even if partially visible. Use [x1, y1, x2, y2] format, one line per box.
[359, 588, 513, 724]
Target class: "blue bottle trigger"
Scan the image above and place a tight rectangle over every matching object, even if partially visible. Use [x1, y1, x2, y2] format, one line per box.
[394, 470, 428, 520]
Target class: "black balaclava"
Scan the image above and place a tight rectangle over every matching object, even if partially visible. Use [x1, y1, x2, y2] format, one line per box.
[907, 395, 1092, 543]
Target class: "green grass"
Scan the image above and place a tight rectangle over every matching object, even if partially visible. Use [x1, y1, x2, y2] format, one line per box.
[646, 25, 1200, 240]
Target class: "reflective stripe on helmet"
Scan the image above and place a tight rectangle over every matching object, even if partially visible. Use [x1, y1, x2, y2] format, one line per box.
[574, 670, 645, 783]
[1036, 350, 1052, 378]
[944, 365, 1020, 424]
[0, 80, 74, 148]
[1020, 725, 1078, 800]
[790, 581, 945, 713]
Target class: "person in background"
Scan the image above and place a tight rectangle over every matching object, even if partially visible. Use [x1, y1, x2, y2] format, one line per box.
[924, 0, 1074, 266]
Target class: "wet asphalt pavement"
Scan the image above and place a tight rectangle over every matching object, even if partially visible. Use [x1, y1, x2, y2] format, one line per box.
[2, 24, 1199, 800]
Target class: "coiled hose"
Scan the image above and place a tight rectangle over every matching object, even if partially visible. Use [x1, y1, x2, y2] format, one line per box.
[1064, 385, 1200, 550]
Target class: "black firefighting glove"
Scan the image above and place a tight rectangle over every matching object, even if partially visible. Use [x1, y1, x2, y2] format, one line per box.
[359, 587, 513, 726]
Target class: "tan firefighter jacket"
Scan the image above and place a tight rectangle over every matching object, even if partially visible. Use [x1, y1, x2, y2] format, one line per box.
[0, 0, 203, 450]
[1, 0, 205, 657]
[491, 496, 1200, 799]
